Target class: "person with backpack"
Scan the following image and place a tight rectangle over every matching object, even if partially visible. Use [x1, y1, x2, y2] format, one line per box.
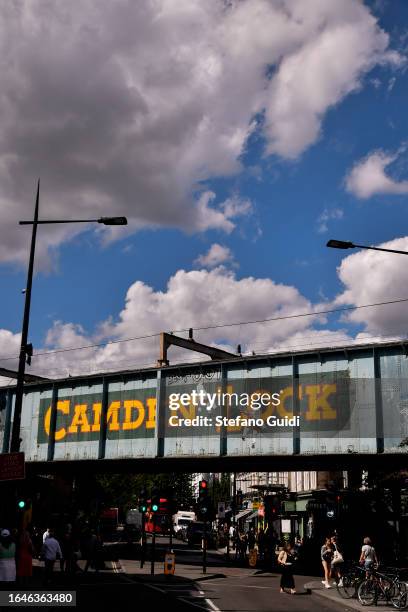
[321, 537, 333, 588]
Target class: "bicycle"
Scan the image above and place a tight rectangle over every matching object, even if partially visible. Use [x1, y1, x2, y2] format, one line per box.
[336, 563, 365, 599]
[357, 566, 407, 609]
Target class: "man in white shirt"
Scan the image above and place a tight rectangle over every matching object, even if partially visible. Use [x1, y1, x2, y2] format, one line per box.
[41, 530, 62, 585]
[42, 528, 50, 543]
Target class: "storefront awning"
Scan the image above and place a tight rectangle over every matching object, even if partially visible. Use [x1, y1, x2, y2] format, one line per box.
[245, 510, 259, 521]
[235, 509, 253, 521]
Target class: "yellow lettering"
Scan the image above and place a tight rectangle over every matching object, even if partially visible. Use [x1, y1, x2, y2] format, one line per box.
[178, 403, 196, 420]
[304, 384, 337, 421]
[123, 400, 145, 430]
[276, 387, 293, 418]
[146, 398, 156, 429]
[91, 402, 101, 432]
[107, 401, 121, 431]
[68, 404, 91, 434]
[44, 400, 70, 441]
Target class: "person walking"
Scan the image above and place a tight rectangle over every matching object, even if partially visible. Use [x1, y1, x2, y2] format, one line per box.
[257, 528, 265, 561]
[277, 542, 296, 594]
[41, 529, 62, 585]
[247, 527, 256, 552]
[16, 528, 34, 583]
[83, 530, 100, 572]
[0, 529, 16, 583]
[359, 537, 378, 574]
[42, 527, 50, 543]
[330, 535, 344, 587]
[321, 537, 333, 589]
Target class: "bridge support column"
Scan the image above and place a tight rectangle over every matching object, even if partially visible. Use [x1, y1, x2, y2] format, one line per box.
[373, 348, 384, 454]
[47, 384, 58, 461]
[292, 357, 300, 455]
[2, 389, 13, 453]
[98, 378, 109, 460]
[155, 369, 166, 457]
[219, 364, 228, 456]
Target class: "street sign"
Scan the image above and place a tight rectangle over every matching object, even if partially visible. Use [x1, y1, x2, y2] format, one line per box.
[0, 452, 25, 481]
[217, 501, 225, 518]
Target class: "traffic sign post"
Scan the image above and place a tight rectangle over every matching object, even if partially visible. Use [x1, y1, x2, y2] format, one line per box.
[202, 520, 207, 575]
[140, 512, 145, 569]
[151, 513, 156, 575]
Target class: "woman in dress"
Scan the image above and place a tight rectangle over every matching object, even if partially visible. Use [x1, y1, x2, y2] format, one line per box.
[277, 542, 296, 594]
[321, 536, 333, 588]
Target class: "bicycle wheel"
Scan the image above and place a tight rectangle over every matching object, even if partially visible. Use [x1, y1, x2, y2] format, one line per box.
[391, 581, 408, 609]
[337, 573, 357, 599]
[358, 579, 377, 606]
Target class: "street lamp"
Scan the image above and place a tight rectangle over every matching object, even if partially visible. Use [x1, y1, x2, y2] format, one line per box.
[327, 239, 408, 256]
[9, 180, 127, 452]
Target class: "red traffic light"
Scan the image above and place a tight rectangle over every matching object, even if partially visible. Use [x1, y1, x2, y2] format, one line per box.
[199, 480, 208, 490]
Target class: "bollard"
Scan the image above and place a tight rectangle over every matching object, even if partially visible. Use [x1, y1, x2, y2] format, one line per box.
[164, 550, 175, 576]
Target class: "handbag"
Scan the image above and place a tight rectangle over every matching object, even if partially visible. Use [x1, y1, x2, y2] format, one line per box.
[332, 548, 344, 564]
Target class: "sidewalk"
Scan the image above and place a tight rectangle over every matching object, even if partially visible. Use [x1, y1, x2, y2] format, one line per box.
[304, 578, 391, 612]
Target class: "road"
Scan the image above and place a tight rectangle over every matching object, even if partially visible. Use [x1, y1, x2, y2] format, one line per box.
[196, 574, 355, 612]
[0, 537, 359, 612]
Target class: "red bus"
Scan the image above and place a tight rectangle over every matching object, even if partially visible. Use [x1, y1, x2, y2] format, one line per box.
[145, 497, 171, 534]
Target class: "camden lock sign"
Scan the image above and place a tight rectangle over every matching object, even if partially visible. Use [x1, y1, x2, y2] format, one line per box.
[36, 373, 350, 444]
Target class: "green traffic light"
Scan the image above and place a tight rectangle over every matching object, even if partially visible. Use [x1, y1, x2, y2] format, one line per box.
[152, 504, 159, 512]
[18, 500, 25, 509]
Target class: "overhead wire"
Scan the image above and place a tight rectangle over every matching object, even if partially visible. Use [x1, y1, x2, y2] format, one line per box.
[0, 295, 407, 364]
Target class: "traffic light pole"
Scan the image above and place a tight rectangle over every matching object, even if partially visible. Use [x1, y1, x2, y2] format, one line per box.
[140, 512, 145, 569]
[151, 514, 156, 575]
[203, 520, 207, 574]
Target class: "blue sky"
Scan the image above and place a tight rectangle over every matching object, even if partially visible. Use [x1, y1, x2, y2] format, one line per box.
[1, 0, 408, 377]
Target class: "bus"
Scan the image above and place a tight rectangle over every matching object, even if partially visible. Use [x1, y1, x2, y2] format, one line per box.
[145, 497, 171, 534]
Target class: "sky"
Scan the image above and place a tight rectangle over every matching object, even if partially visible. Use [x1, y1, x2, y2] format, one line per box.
[1, 0, 408, 381]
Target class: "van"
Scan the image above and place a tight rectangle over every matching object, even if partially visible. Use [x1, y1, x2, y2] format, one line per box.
[173, 511, 196, 538]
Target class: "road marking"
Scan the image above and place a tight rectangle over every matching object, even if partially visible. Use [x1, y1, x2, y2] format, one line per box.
[117, 558, 220, 611]
[205, 598, 221, 612]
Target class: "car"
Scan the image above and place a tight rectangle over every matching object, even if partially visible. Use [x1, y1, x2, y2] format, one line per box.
[186, 522, 217, 548]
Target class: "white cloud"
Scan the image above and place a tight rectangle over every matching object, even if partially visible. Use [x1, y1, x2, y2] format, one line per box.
[0, 0, 402, 265]
[0, 267, 345, 379]
[195, 244, 235, 269]
[334, 236, 408, 335]
[263, 1, 403, 158]
[316, 208, 344, 233]
[345, 148, 408, 198]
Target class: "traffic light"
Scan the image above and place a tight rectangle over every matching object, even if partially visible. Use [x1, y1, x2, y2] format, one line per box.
[264, 495, 281, 523]
[167, 488, 178, 516]
[236, 489, 243, 509]
[17, 499, 25, 510]
[151, 487, 160, 513]
[197, 480, 210, 520]
[139, 488, 147, 513]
